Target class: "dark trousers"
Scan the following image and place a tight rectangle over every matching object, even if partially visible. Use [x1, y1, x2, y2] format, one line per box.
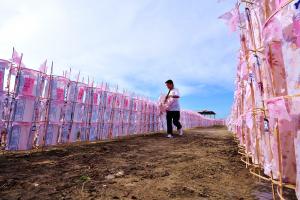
[166, 111, 182, 134]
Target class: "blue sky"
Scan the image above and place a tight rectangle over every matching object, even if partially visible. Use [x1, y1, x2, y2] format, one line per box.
[0, 0, 238, 118]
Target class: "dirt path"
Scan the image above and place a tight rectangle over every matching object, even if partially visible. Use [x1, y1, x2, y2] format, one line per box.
[0, 127, 275, 200]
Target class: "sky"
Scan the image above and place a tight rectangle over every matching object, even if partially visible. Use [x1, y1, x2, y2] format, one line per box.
[0, 0, 239, 118]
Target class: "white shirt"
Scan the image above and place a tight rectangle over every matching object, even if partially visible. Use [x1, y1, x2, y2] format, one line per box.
[165, 88, 180, 111]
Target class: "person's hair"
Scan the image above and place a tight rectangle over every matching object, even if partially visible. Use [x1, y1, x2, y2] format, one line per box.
[165, 79, 174, 85]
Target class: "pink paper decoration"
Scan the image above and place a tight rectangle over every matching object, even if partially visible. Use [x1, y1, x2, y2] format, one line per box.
[227, 2, 300, 197]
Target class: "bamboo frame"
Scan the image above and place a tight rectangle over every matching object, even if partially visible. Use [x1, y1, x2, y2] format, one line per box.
[59, 68, 72, 144]
[86, 80, 94, 141]
[67, 72, 81, 142]
[262, 0, 295, 29]
[31, 63, 48, 149]
[94, 82, 104, 140]
[233, 1, 298, 199]
[6, 49, 23, 150]
[108, 86, 118, 139]
[42, 63, 53, 149]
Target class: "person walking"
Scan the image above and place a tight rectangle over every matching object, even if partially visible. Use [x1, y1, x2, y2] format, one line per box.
[164, 80, 183, 138]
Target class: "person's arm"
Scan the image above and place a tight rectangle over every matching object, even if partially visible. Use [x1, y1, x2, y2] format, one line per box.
[164, 90, 180, 109]
[169, 95, 180, 98]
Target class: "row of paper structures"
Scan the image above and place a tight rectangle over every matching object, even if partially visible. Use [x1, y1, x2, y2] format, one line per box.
[0, 51, 224, 151]
[226, 0, 300, 199]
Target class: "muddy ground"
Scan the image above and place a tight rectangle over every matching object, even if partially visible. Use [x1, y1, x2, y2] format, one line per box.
[0, 127, 294, 200]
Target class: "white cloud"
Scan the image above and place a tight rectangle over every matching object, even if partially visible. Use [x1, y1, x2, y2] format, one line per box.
[0, 0, 238, 101]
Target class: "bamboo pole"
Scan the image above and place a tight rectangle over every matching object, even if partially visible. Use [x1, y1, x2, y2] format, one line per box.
[31, 62, 47, 148]
[42, 62, 53, 149]
[86, 79, 94, 141]
[120, 89, 126, 138]
[127, 93, 134, 136]
[95, 82, 103, 140]
[275, 119, 284, 198]
[3, 49, 16, 149]
[67, 72, 81, 142]
[6, 50, 23, 150]
[58, 68, 71, 144]
[100, 83, 109, 140]
[108, 85, 118, 140]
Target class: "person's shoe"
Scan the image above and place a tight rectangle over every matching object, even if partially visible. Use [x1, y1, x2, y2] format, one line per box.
[166, 134, 173, 138]
[178, 129, 183, 136]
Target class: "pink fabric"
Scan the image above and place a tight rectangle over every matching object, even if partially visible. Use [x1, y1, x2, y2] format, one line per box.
[275, 0, 284, 9]
[0, 60, 9, 91]
[23, 77, 35, 95]
[267, 97, 291, 122]
[245, 112, 253, 129]
[282, 44, 300, 95]
[263, 18, 283, 42]
[17, 69, 40, 96]
[56, 88, 64, 101]
[49, 101, 63, 123]
[227, 2, 299, 190]
[77, 87, 85, 102]
[294, 14, 300, 48]
[240, 61, 248, 81]
[88, 124, 98, 141]
[38, 124, 59, 146]
[39, 60, 47, 73]
[262, 130, 273, 176]
[73, 103, 85, 122]
[49, 77, 68, 101]
[14, 96, 35, 123]
[0, 70, 4, 91]
[219, 4, 244, 32]
[265, 41, 288, 97]
[266, 97, 296, 183]
[69, 122, 81, 142]
[93, 92, 98, 105]
[7, 123, 32, 151]
[12, 49, 22, 64]
[91, 105, 99, 123]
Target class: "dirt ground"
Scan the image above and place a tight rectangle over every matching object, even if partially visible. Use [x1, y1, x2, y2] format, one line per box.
[0, 127, 294, 200]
